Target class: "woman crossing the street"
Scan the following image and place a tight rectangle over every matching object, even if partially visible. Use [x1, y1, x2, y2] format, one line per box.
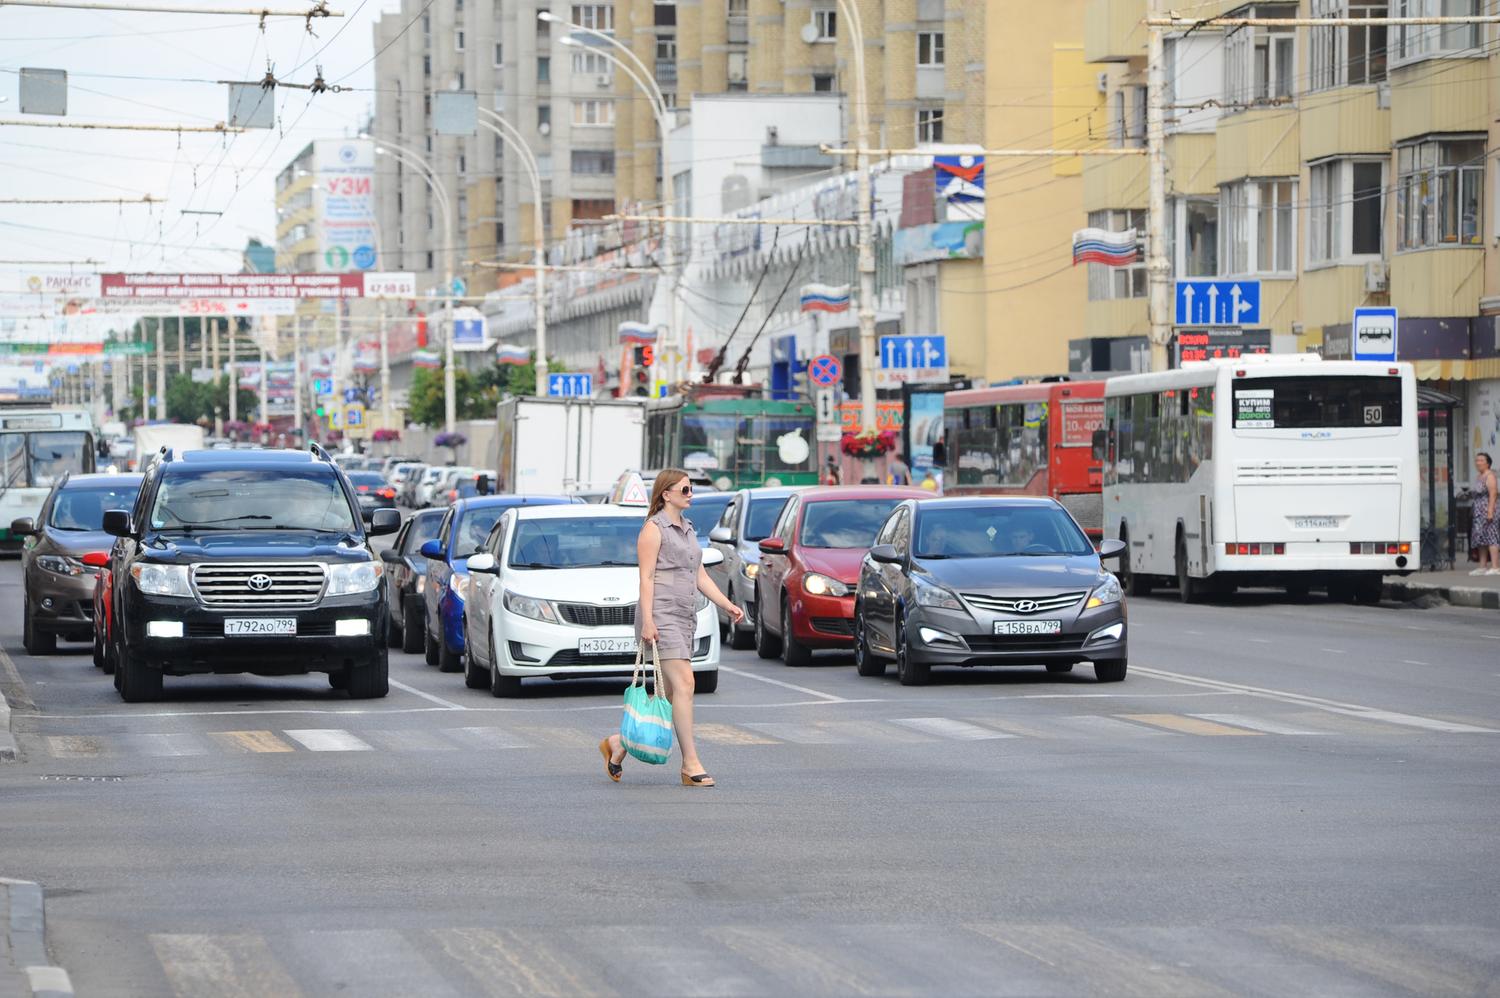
[600, 469, 744, 786]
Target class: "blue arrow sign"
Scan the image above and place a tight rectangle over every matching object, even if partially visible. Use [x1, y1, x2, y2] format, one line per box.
[547, 373, 594, 398]
[312, 378, 333, 395]
[878, 335, 948, 370]
[343, 387, 363, 404]
[1175, 280, 1261, 327]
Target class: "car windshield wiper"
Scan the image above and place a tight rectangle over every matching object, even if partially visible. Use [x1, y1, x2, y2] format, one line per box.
[914, 552, 953, 559]
[510, 561, 557, 569]
[50, 525, 90, 532]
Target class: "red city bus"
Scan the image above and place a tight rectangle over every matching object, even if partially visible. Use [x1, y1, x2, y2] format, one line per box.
[941, 380, 1107, 536]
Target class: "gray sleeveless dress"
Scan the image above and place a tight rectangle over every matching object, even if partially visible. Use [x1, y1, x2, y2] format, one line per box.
[637, 510, 701, 660]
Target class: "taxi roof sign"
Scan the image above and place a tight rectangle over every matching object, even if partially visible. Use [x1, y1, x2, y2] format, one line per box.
[610, 471, 650, 507]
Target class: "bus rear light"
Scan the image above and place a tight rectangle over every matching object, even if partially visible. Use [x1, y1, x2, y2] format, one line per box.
[1227, 542, 1284, 556]
[1273, 543, 1285, 555]
[1349, 542, 1409, 555]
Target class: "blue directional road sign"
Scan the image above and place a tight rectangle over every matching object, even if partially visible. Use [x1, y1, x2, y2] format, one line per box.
[1175, 280, 1260, 327]
[1353, 306, 1398, 363]
[312, 377, 333, 395]
[878, 335, 947, 370]
[343, 387, 363, 404]
[547, 373, 594, 398]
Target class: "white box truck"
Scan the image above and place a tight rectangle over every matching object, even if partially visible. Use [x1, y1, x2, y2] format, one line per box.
[495, 396, 648, 495]
[130, 423, 206, 469]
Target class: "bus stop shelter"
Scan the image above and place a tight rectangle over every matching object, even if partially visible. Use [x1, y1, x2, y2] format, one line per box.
[1417, 386, 1462, 570]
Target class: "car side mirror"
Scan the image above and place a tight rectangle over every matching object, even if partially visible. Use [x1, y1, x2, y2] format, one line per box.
[101, 509, 132, 538]
[81, 551, 110, 568]
[9, 517, 34, 536]
[361, 508, 374, 523]
[467, 552, 498, 574]
[758, 537, 786, 555]
[367, 508, 401, 537]
[708, 525, 732, 544]
[869, 543, 901, 565]
[1097, 538, 1127, 561]
[420, 539, 444, 560]
[379, 548, 402, 565]
[702, 548, 724, 567]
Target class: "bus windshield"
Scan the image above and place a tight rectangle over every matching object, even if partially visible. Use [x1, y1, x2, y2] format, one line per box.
[1232, 375, 1402, 430]
[0, 431, 93, 488]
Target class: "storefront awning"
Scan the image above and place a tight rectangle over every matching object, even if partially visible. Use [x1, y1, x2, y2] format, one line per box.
[1417, 386, 1464, 409]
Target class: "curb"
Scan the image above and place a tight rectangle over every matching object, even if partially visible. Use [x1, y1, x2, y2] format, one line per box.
[0, 691, 13, 763]
[1384, 579, 1500, 610]
[1, 878, 74, 998]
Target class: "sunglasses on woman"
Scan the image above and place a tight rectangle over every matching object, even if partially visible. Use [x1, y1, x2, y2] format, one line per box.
[676, 485, 693, 496]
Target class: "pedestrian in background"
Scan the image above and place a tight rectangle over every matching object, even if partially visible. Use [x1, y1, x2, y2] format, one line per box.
[822, 455, 841, 486]
[886, 450, 912, 486]
[1471, 452, 1499, 575]
[600, 468, 743, 786]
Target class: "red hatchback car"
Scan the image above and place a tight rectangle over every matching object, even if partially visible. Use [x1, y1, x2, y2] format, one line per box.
[754, 486, 929, 665]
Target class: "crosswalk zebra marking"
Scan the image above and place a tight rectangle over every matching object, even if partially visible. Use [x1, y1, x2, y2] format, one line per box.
[209, 731, 296, 753]
[445, 725, 530, 750]
[282, 729, 373, 752]
[1189, 713, 1327, 736]
[1120, 713, 1263, 736]
[892, 717, 1015, 740]
[150, 932, 304, 998]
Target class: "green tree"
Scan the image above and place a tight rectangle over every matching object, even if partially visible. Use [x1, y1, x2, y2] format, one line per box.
[162, 373, 256, 425]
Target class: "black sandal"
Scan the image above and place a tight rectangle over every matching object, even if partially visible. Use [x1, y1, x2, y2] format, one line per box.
[681, 771, 715, 787]
[599, 739, 622, 782]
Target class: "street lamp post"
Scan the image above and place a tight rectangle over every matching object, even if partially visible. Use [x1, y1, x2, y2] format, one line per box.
[477, 108, 549, 396]
[371, 138, 457, 432]
[544, 12, 682, 385]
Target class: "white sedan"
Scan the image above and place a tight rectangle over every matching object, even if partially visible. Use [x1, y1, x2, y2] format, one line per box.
[462, 504, 722, 697]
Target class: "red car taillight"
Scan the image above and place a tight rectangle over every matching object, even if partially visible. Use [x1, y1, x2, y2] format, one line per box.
[378, 488, 395, 499]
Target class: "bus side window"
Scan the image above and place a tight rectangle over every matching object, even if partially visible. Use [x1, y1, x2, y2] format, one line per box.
[1093, 426, 1110, 463]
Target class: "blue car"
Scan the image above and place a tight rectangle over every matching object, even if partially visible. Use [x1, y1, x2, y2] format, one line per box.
[421, 495, 573, 671]
[681, 490, 733, 549]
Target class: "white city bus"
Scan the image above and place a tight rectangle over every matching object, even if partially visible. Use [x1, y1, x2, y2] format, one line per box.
[1102, 355, 1418, 603]
[0, 407, 98, 552]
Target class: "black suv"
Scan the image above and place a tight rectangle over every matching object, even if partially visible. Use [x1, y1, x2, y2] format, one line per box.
[103, 446, 400, 702]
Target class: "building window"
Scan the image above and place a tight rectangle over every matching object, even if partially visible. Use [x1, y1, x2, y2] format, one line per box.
[537, 57, 550, 84]
[571, 149, 616, 174]
[1394, 0, 1481, 64]
[1112, 86, 1147, 147]
[727, 0, 747, 12]
[728, 51, 749, 88]
[656, 34, 677, 83]
[1087, 209, 1147, 300]
[812, 73, 833, 92]
[458, 153, 467, 174]
[1309, 0, 1387, 90]
[456, 71, 465, 90]
[1396, 137, 1484, 249]
[573, 50, 610, 75]
[426, 251, 435, 270]
[571, 3, 614, 32]
[573, 99, 615, 126]
[495, 222, 504, 247]
[1220, 179, 1296, 274]
[457, 193, 468, 224]
[423, 55, 432, 76]
[1309, 159, 1386, 265]
[538, 104, 550, 131]
[494, 42, 503, 67]
[812, 8, 837, 40]
[1223, 4, 1296, 105]
[572, 198, 615, 221]
[917, 31, 945, 67]
[1169, 197, 1218, 277]
[916, 107, 944, 143]
[654, 1, 675, 26]
[455, 29, 464, 51]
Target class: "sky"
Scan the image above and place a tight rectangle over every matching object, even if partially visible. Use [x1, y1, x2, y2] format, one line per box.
[0, 0, 398, 276]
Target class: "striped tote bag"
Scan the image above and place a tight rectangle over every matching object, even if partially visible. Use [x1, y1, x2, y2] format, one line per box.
[619, 642, 674, 764]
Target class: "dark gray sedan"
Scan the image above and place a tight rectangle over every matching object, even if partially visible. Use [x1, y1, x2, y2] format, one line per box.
[853, 496, 1127, 685]
[706, 486, 800, 649]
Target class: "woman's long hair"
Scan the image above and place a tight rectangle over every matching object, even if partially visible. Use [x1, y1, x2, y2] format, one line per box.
[647, 468, 691, 517]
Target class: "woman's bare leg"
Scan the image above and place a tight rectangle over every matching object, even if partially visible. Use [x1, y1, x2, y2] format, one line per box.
[659, 657, 706, 774]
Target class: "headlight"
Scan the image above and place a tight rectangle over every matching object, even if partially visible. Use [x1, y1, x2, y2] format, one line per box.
[913, 576, 964, 611]
[503, 589, 558, 623]
[742, 562, 760, 580]
[696, 591, 709, 611]
[1085, 573, 1123, 609]
[37, 554, 87, 577]
[449, 574, 469, 600]
[415, 574, 426, 594]
[803, 572, 850, 597]
[130, 562, 192, 597]
[326, 561, 383, 596]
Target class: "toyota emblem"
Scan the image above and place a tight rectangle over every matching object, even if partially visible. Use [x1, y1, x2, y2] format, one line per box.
[1012, 599, 1039, 614]
[247, 574, 274, 592]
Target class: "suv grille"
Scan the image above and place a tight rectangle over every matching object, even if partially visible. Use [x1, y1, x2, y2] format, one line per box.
[191, 562, 327, 607]
[962, 591, 1085, 615]
[557, 602, 636, 627]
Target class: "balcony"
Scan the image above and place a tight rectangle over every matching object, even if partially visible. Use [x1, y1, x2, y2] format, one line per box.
[1301, 86, 1389, 163]
[1216, 107, 1299, 185]
[727, 16, 748, 45]
[1389, 58, 1486, 142]
[656, 60, 678, 84]
[1084, 0, 1144, 64]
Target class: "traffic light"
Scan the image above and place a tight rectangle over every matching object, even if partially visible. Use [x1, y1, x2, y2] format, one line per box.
[631, 344, 654, 397]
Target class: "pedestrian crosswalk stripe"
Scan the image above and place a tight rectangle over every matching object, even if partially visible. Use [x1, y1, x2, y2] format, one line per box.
[150, 932, 305, 998]
[283, 729, 373, 752]
[1315, 707, 1497, 735]
[431, 927, 614, 997]
[121, 732, 210, 756]
[1189, 713, 1326, 736]
[1049, 715, 1171, 738]
[512, 725, 595, 748]
[1120, 713, 1262, 736]
[740, 721, 857, 744]
[445, 726, 529, 750]
[704, 926, 886, 995]
[694, 723, 780, 745]
[1253, 926, 1491, 996]
[45, 735, 104, 758]
[967, 923, 1237, 997]
[892, 717, 1014, 740]
[356, 728, 459, 752]
[209, 730, 296, 753]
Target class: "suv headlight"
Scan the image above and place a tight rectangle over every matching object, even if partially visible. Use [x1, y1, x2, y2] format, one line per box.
[913, 576, 964, 611]
[37, 554, 87, 577]
[742, 562, 760, 580]
[326, 561, 383, 596]
[503, 589, 558, 623]
[803, 572, 849, 597]
[1086, 573, 1123, 609]
[130, 562, 192, 597]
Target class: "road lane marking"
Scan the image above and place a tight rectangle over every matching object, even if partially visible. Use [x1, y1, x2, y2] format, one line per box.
[1120, 713, 1263, 736]
[445, 725, 529, 750]
[694, 722, 780, 745]
[150, 932, 305, 998]
[1253, 926, 1488, 996]
[281, 929, 463, 998]
[741, 721, 856, 744]
[966, 924, 1236, 997]
[1135, 667, 1499, 734]
[44, 735, 104, 757]
[209, 730, 295, 753]
[357, 728, 460, 752]
[704, 926, 884, 996]
[891, 717, 1014, 740]
[1401, 660, 1429, 666]
[431, 927, 615, 997]
[1189, 713, 1325, 736]
[120, 732, 209, 756]
[390, 679, 468, 710]
[283, 729, 373, 752]
[717, 666, 847, 702]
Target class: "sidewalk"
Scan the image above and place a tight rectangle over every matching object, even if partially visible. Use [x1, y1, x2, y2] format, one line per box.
[1385, 568, 1500, 610]
[0, 879, 74, 998]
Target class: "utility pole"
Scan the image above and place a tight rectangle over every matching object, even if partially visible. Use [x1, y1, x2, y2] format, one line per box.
[1146, 0, 1171, 372]
[177, 314, 185, 377]
[331, 309, 342, 439]
[154, 315, 166, 420]
[227, 318, 237, 425]
[378, 302, 392, 431]
[293, 314, 304, 435]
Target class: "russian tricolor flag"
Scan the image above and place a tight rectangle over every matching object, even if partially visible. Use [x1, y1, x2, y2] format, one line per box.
[618, 321, 657, 345]
[1071, 227, 1139, 267]
[496, 343, 530, 366]
[799, 283, 851, 313]
[412, 350, 441, 369]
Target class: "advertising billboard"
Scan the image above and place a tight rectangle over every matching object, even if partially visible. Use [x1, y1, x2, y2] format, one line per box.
[315, 139, 378, 272]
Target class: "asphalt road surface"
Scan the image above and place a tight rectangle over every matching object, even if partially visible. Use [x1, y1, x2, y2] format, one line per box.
[2, 559, 1498, 997]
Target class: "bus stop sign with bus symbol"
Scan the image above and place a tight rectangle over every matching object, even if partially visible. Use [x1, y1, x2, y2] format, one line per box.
[1352, 306, 1397, 363]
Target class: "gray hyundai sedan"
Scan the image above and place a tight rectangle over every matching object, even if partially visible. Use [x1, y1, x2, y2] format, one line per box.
[853, 496, 1127, 685]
